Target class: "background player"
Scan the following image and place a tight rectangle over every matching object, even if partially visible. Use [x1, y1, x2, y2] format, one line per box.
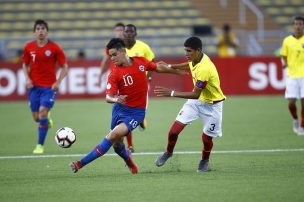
[280, 16, 304, 135]
[99, 22, 125, 81]
[123, 24, 155, 152]
[22, 19, 68, 154]
[154, 36, 225, 172]
[69, 38, 182, 174]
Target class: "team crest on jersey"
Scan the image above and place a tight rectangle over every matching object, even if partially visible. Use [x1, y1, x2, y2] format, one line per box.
[139, 65, 145, 72]
[45, 50, 51, 56]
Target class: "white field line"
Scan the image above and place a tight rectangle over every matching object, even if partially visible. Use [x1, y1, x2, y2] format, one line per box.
[0, 148, 304, 160]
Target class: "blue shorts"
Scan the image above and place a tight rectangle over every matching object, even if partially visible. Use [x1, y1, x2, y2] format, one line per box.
[111, 103, 145, 133]
[28, 86, 56, 112]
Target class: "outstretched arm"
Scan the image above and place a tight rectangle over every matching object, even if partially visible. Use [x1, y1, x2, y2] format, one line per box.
[154, 86, 202, 99]
[155, 62, 186, 75]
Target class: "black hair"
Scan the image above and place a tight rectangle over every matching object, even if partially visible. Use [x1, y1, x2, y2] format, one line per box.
[33, 19, 49, 32]
[106, 38, 126, 50]
[125, 24, 137, 33]
[184, 36, 202, 50]
[294, 16, 304, 23]
[115, 22, 125, 28]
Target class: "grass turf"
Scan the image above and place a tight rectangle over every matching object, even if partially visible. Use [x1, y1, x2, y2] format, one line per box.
[0, 96, 303, 202]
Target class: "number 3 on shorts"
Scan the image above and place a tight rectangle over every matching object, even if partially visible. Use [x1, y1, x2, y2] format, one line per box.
[209, 124, 216, 131]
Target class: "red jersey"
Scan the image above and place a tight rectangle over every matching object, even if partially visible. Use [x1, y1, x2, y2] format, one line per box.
[106, 57, 157, 108]
[22, 40, 67, 87]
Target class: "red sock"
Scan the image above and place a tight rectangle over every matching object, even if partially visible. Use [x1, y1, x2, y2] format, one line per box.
[301, 106, 304, 127]
[288, 103, 298, 120]
[126, 132, 133, 148]
[202, 133, 213, 160]
[166, 121, 185, 153]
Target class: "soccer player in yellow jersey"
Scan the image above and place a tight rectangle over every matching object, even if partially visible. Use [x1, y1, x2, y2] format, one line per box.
[123, 24, 155, 152]
[154, 36, 225, 172]
[280, 16, 304, 135]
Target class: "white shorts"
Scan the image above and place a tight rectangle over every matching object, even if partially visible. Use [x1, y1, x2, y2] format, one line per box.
[285, 77, 304, 99]
[176, 99, 223, 138]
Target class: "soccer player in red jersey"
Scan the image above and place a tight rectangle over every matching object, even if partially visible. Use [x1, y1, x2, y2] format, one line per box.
[22, 19, 68, 154]
[69, 38, 182, 174]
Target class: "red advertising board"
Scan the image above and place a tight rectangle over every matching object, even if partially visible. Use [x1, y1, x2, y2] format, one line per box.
[0, 57, 285, 101]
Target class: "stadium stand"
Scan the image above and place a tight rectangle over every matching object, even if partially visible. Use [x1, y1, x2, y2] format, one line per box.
[0, 0, 215, 60]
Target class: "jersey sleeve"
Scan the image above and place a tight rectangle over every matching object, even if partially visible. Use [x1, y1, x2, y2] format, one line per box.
[106, 70, 118, 95]
[22, 44, 30, 64]
[280, 37, 288, 57]
[146, 60, 157, 71]
[55, 45, 67, 65]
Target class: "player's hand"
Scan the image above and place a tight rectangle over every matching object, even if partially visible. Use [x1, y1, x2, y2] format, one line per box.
[51, 81, 60, 92]
[25, 78, 33, 89]
[154, 86, 171, 97]
[117, 95, 127, 104]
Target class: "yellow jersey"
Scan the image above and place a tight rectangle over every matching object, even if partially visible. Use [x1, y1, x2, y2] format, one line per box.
[189, 54, 226, 104]
[126, 40, 155, 61]
[217, 33, 238, 58]
[280, 35, 304, 78]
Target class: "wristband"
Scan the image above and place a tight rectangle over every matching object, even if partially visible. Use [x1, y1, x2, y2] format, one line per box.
[168, 64, 172, 68]
[170, 90, 175, 97]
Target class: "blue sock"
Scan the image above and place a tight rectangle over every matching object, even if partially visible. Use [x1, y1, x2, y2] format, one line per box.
[113, 143, 129, 161]
[80, 138, 112, 167]
[38, 118, 49, 145]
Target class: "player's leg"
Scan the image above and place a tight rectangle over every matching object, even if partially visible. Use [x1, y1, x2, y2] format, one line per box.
[70, 122, 129, 173]
[113, 137, 138, 174]
[198, 101, 223, 172]
[139, 90, 149, 130]
[126, 132, 134, 153]
[285, 78, 299, 134]
[297, 78, 304, 135]
[33, 88, 56, 154]
[155, 100, 199, 167]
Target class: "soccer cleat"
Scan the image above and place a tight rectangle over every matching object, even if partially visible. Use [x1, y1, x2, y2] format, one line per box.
[155, 152, 172, 167]
[125, 150, 138, 174]
[128, 146, 135, 153]
[197, 159, 210, 172]
[297, 127, 304, 136]
[138, 118, 147, 131]
[33, 144, 44, 154]
[48, 111, 53, 129]
[69, 161, 82, 173]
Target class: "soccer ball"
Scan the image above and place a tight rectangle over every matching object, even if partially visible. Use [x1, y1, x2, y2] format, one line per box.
[55, 127, 76, 148]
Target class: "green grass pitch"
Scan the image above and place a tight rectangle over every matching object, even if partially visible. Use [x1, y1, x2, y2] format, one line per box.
[0, 96, 304, 202]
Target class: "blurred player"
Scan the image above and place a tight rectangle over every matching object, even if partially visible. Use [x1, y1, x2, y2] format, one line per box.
[280, 16, 304, 135]
[99, 22, 125, 79]
[22, 19, 68, 154]
[123, 24, 155, 152]
[154, 36, 226, 172]
[69, 38, 182, 174]
[215, 23, 239, 58]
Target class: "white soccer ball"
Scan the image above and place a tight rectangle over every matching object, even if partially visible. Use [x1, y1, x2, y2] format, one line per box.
[55, 127, 76, 148]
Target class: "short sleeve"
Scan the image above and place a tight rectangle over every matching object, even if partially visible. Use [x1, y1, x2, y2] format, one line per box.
[56, 45, 67, 65]
[196, 64, 210, 83]
[144, 45, 155, 61]
[146, 61, 157, 71]
[106, 70, 118, 95]
[22, 44, 30, 64]
[280, 38, 288, 57]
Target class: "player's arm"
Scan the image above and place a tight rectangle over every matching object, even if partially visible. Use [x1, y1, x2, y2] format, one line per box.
[167, 62, 190, 70]
[52, 63, 68, 91]
[154, 62, 186, 75]
[155, 86, 202, 99]
[281, 56, 287, 68]
[99, 53, 110, 83]
[22, 63, 33, 89]
[106, 94, 127, 104]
